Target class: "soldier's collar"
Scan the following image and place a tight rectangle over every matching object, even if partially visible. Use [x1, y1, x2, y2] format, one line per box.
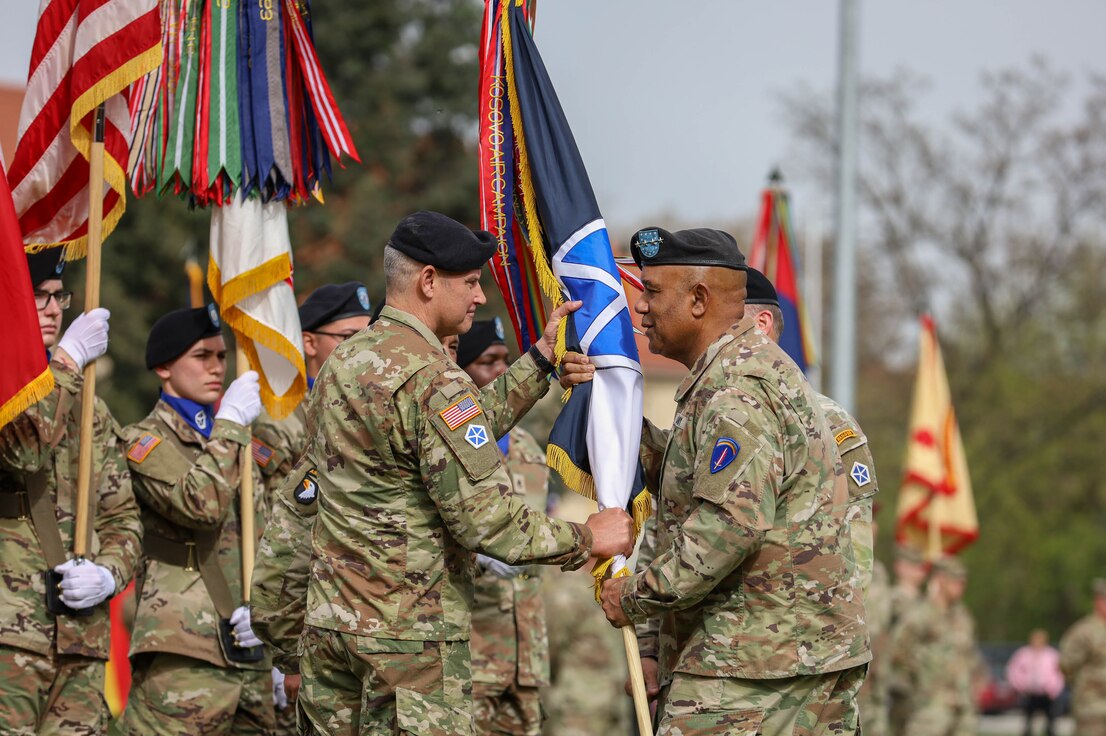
[675, 317, 757, 402]
[154, 398, 209, 445]
[376, 305, 446, 352]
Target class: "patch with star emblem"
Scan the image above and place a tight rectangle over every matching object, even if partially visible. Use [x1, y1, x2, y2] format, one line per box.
[295, 469, 319, 505]
[251, 438, 275, 468]
[850, 461, 871, 487]
[439, 393, 482, 430]
[465, 424, 490, 449]
[127, 434, 161, 464]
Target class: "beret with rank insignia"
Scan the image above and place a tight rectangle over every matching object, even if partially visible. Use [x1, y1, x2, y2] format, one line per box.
[299, 282, 374, 331]
[145, 305, 223, 369]
[630, 226, 747, 271]
[26, 249, 66, 286]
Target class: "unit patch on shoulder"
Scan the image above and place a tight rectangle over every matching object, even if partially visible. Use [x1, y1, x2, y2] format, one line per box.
[439, 393, 482, 430]
[835, 428, 857, 446]
[251, 438, 275, 468]
[709, 437, 741, 474]
[464, 424, 489, 449]
[296, 469, 319, 505]
[850, 461, 871, 487]
[127, 434, 162, 464]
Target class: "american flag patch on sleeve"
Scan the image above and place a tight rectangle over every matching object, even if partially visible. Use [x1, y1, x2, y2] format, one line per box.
[127, 434, 162, 464]
[439, 394, 482, 430]
[251, 438, 275, 468]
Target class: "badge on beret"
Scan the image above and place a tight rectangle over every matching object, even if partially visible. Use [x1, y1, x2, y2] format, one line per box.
[440, 394, 482, 430]
[637, 229, 663, 259]
[709, 437, 740, 474]
[295, 469, 319, 505]
[494, 317, 504, 341]
[356, 286, 370, 310]
[835, 429, 857, 446]
[251, 438, 275, 468]
[465, 424, 489, 449]
[850, 462, 871, 487]
[55, 259, 65, 276]
[127, 434, 162, 464]
[207, 303, 220, 329]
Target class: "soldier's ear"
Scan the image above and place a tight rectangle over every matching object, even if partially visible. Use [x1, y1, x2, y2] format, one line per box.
[417, 265, 437, 299]
[689, 281, 709, 318]
[302, 332, 318, 360]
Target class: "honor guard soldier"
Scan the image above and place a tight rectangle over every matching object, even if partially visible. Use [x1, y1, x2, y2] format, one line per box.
[0, 249, 142, 735]
[1059, 579, 1106, 736]
[591, 227, 870, 734]
[458, 317, 552, 735]
[251, 281, 373, 732]
[117, 306, 274, 735]
[295, 211, 634, 735]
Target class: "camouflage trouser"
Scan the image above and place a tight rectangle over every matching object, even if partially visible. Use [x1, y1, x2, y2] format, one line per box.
[472, 680, 542, 735]
[116, 653, 275, 735]
[856, 666, 889, 735]
[0, 646, 108, 736]
[902, 703, 977, 736]
[1073, 718, 1106, 736]
[273, 697, 297, 736]
[298, 625, 474, 736]
[655, 665, 866, 736]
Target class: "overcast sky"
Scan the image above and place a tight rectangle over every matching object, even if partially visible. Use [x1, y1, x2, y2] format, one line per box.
[2, 1, 1104, 233]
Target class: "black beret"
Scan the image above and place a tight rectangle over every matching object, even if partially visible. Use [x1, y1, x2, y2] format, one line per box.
[145, 304, 223, 369]
[456, 317, 506, 368]
[300, 282, 373, 331]
[630, 226, 747, 271]
[744, 267, 780, 306]
[388, 211, 497, 272]
[26, 249, 66, 286]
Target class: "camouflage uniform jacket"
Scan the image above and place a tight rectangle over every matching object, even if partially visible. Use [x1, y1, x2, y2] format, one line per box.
[625, 317, 870, 681]
[252, 404, 307, 491]
[818, 393, 879, 595]
[303, 306, 591, 643]
[890, 599, 980, 708]
[124, 400, 268, 670]
[1059, 613, 1106, 719]
[471, 426, 551, 688]
[252, 354, 561, 671]
[0, 359, 142, 660]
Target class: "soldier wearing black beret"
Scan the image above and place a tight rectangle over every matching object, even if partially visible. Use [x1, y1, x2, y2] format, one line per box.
[291, 212, 635, 734]
[0, 256, 141, 731]
[118, 305, 273, 735]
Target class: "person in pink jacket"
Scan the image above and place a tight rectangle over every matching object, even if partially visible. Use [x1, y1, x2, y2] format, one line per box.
[1006, 629, 1065, 736]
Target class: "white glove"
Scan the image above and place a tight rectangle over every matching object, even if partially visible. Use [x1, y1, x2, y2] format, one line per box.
[476, 554, 525, 579]
[229, 605, 263, 649]
[54, 559, 115, 609]
[57, 308, 110, 370]
[215, 371, 262, 427]
[272, 667, 288, 709]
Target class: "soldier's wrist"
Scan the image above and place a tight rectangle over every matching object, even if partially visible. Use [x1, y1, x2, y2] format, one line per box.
[560, 521, 593, 571]
[528, 343, 556, 375]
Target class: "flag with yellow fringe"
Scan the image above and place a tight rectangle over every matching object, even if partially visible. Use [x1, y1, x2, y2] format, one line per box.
[478, 0, 648, 588]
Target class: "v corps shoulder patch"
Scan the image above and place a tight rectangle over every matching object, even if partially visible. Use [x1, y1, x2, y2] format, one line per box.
[127, 434, 162, 464]
[439, 393, 482, 430]
[251, 438, 275, 468]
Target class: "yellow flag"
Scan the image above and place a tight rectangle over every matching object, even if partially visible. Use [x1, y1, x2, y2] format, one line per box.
[895, 315, 978, 559]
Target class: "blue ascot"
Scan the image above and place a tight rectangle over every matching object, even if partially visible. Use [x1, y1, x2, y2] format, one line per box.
[497, 434, 511, 456]
[161, 391, 215, 439]
[307, 375, 316, 391]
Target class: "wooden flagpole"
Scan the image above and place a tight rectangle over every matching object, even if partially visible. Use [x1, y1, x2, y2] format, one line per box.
[237, 344, 255, 601]
[72, 105, 106, 559]
[622, 625, 654, 735]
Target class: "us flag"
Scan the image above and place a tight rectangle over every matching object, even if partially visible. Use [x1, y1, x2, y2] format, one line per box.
[440, 395, 481, 430]
[8, 0, 161, 258]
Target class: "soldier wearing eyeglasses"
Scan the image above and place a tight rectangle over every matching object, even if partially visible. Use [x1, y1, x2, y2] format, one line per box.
[0, 249, 142, 735]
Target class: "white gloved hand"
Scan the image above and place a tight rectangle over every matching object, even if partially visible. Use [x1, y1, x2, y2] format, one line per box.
[229, 605, 263, 649]
[56, 308, 111, 370]
[476, 554, 525, 579]
[54, 559, 115, 609]
[215, 371, 262, 427]
[272, 667, 288, 709]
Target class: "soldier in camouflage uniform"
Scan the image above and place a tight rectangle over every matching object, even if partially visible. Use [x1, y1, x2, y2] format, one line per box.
[1059, 578, 1106, 736]
[117, 306, 275, 735]
[457, 317, 553, 735]
[250, 282, 374, 733]
[0, 250, 142, 736]
[542, 491, 630, 736]
[596, 227, 870, 735]
[889, 555, 983, 736]
[295, 211, 634, 735]
[888, 543, 928, 731]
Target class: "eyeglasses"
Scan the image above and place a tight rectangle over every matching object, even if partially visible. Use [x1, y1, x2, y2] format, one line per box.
[33, 290, 73, 311]
[311, 330, 359, 342]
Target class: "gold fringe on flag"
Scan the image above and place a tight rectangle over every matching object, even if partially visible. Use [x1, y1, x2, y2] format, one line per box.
[0, 368, 54, 430]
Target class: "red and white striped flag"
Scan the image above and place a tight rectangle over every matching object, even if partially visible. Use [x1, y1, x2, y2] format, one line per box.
[8, 0, 160, 258]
